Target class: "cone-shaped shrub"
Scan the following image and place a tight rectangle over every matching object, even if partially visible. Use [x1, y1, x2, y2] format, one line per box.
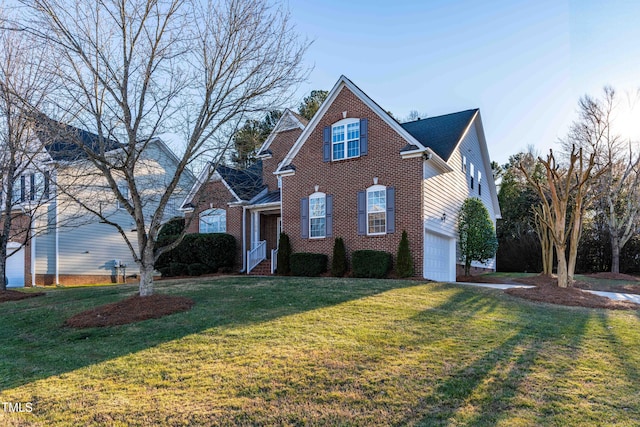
[277, 232, 292, 275]
[331, 237, 348, 277]
[396, 230, 414, 278]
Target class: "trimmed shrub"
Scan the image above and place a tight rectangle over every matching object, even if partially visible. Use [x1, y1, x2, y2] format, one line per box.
[188, 263, 208, 276]
[331, 237, 347, 277]
[396, 230, 414, 278]
[277, 232, 292, 275]
[352, 250, 392, 278]
[159, 217, 185, 239]
[290, 253, 328, 277]
[156, 233, 236, 276]
[169, 262, 189, 277]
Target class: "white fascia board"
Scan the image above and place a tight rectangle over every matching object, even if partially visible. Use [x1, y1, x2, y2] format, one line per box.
[473, 112, 502, 218]
[402, 148, 453, 173]
[275, 75, 428, 174]
[248, 201, 281, 211]
[256, 109, 306, 156]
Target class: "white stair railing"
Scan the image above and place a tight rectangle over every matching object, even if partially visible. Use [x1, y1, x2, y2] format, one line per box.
[247, 240, 267, 274]
[271, 248, 278, 274]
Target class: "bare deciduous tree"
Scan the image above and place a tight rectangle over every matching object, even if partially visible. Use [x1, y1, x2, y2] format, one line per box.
[563, 87, 640, 273]
[0, 13, 55, 290]
[15, 0, 308, 296]
[520, 147, 597, 287]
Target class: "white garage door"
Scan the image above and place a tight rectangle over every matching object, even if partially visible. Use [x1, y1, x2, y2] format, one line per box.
[6, 243, 25, 288]
[424, 231, 455, 282]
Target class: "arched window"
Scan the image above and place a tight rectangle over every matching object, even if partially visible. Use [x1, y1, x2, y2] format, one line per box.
[199, 208, 226, 233]
[309, 192, 326, 238]
[366, 185, 386, 235]
[332, 118, 360, 160]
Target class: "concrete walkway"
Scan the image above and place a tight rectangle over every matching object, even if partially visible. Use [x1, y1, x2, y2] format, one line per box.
[454, 281, 640, 304]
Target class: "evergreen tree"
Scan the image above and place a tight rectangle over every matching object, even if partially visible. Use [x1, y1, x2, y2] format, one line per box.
[458, 198, 498, 276]
[396, 231, 414, 278]
[277, 232, 292, 275]
[331, 237, 347, 277]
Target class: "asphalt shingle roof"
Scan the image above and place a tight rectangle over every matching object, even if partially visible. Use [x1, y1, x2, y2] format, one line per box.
[400, 109, 477, 161]
[36, 117, 121, 162]
[251, 190, 280, 205]
[216, 161, 264, 201]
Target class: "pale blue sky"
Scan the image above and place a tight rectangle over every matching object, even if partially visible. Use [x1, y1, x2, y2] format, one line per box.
[288, 0, 640, 166]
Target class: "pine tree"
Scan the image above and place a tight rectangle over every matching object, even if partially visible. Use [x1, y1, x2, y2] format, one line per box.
[277, 232, 292, 275]
[331, 237, 347, 277]
[396, 231, 414, 278]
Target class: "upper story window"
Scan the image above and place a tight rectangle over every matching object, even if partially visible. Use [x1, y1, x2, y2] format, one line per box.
[199, 208, 226, 233]
[462, 155, 467, 173]
[309, 192, 326, 238]
[478, 171, 482, 196]
[10, 172, 50, 204]
[323, 118, 368, 162]
[332, 119, 360, 160]
[116, 182, 129, 210]
[469, 163, 475, 190]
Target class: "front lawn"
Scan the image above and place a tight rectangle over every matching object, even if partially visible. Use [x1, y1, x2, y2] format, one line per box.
[1, 277, 639, 426]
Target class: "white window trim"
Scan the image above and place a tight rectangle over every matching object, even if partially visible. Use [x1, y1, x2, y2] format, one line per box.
[116, 182, 129, 210]
[309, 191, 326, 239]
[199, 208, 227, 233]
[332, 118, 360, 161]
[366, 184, 386, 236]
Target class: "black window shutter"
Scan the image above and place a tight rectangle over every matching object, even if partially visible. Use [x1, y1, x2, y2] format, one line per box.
[323, 126, 331, 162]
[360, 118, 368, 155]
[326, 194, 333, 237]
[386, 187, 395, 234]
[357, 191, 366, 235]
[300, 197, 309, 238]
[44, 171, 50, 199]
[30, 174, 35, 200]
[20, 175, 26, 201]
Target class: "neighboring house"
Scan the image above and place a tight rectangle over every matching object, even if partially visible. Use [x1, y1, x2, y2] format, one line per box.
[183, 75, 500, 281]
[8, 121, 195, 287]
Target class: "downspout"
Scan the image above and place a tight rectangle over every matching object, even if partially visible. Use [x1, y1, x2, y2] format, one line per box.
[241, 205, 247, 273]
[55, 192, 59, 285]
[31, 215, 36, 287]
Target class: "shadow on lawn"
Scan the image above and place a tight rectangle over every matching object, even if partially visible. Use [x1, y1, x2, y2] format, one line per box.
[394, 285, 591, 426]
[0, 276, 419, 391]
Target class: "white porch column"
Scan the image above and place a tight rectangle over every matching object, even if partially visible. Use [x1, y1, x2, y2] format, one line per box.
[251, 211, 260, 250]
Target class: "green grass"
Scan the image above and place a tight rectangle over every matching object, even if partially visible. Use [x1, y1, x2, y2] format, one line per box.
[1, 277, 640, 426]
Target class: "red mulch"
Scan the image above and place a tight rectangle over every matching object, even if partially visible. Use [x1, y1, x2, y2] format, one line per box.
[506, 275, 640, 310]
[64, 294, 195, 328]
[585, 272, 640, 281]
[0, 290, 45, 302]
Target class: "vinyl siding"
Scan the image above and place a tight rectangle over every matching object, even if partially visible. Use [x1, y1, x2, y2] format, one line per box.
[423, 118, 497, 270]
[33, 140, 194, 277]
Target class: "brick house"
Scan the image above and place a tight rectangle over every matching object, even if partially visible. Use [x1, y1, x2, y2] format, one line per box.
[183, 75, 501, 280]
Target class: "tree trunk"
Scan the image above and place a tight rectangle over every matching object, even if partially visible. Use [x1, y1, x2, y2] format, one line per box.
[139, 246, 156, 297]
[556, 244, 569, 288]
[0, 235, 7, 292]
[464, 260, 471, 276]
[611, 237, 621, 274]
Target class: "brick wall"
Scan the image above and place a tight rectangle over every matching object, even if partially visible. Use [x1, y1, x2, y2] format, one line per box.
[262, 128, 302, 191]
[281, 86, 424, 276]
[184, 179, 244, 270]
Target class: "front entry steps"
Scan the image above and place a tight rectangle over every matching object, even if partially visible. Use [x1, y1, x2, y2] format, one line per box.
[248, 259, 272, 275]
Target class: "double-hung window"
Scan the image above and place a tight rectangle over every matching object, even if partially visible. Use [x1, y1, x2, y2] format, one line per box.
[332, 119, 360, 160]
[116, 182, 129, 210]
[199, 208, 226, 233]
[367, 185, 386, 235]
[309, 192, 326, 238]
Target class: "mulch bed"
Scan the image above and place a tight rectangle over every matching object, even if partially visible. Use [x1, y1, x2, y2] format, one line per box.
[506, 276, 640, 310]
[64, 294, 195, 328]
[585, 272, 639, 281]
[0, 290, 45, 303]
